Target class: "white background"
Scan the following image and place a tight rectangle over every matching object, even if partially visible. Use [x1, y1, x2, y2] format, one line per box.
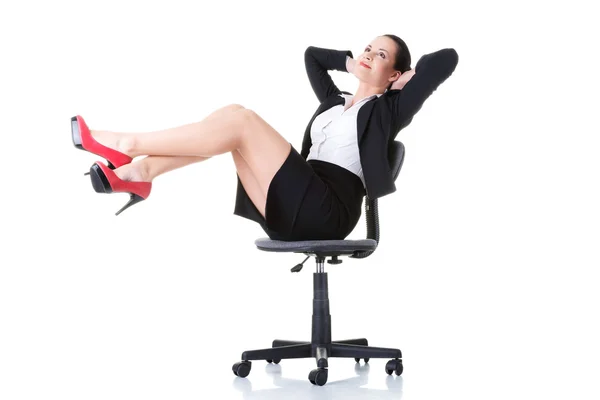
[1, 0, 599, 399]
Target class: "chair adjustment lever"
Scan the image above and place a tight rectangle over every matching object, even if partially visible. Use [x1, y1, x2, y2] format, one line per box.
[291, 255, 310, 273]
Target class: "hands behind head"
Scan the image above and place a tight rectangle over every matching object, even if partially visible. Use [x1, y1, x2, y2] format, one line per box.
[390, 69, 415, 91]
[347, 57, 415, 91]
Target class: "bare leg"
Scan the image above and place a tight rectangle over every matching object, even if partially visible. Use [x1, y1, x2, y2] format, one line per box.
[232, 150, 267, 217]
[116, 151, 267, 218]
[105, 104, 286, 217]
[114, 155, 207, 182]
[91, 103, 252, 158]
[113, 104, 245, 181]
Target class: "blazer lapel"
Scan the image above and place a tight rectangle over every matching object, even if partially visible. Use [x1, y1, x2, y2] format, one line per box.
[356, 100, 375, 144]
[301, 94, 345, 158]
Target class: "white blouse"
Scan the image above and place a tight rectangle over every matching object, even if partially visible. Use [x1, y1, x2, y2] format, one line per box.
[306, 92, 383, 188]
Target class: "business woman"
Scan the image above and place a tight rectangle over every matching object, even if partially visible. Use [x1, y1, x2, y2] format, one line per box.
[71, 34, 458, 241]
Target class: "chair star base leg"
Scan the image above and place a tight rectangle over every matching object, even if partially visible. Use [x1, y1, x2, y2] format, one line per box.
[331, 342, 402, 359]
[241, 343, 312, 361]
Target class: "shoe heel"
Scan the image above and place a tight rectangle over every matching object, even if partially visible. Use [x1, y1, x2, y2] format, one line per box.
[115, 194, 145, 216]
[88, 161, 151, 215]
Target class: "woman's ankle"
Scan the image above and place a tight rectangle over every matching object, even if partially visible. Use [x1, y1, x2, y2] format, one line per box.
[116, 135, 137, 158]
[114, 160, 151, 182]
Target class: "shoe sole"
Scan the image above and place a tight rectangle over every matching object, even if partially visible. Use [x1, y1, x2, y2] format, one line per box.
[71, 116, 83, 150]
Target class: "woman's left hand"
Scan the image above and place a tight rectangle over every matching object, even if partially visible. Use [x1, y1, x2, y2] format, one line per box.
[390, 69, 416, 90]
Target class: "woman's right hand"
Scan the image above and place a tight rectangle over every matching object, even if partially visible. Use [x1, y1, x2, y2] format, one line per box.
[346, 56, 356, 74]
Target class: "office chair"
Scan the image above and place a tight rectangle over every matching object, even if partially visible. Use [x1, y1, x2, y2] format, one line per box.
[232, 140, 406, 386]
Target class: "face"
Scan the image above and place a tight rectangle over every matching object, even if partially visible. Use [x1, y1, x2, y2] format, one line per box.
[355, 36, 400, 88]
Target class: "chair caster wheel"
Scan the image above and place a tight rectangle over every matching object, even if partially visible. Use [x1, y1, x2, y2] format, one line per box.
[266, 359, 281, 364]
[232, 361, 252, 378]
[308, 368, 328, 386]
[385, 359, 403, 376]
[355, 357, 370, 363]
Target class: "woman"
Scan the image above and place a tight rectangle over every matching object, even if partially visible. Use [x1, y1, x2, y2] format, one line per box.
[71, 34, 459, 241]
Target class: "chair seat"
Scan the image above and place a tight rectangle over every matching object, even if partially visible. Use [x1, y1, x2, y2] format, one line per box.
[254, 237, 377, 256]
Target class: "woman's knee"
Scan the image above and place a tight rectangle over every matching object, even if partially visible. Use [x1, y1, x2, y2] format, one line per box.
[227, 104, 246, 112]
[204, 104, 246, 122]
[235, 109, 260, 136]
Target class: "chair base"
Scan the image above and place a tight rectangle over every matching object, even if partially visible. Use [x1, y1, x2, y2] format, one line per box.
[241, 338, 401, 364]
[232, 259, 403, 386]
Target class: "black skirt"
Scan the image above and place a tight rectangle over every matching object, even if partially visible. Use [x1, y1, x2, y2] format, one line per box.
[233, 144, 366, 241]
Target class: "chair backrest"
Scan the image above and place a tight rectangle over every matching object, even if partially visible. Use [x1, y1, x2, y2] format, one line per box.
[351, 140, 405, 259]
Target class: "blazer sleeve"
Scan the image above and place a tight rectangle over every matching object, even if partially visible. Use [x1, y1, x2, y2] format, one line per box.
[392, 48, 459, 123]
[304, 46, 354, 103]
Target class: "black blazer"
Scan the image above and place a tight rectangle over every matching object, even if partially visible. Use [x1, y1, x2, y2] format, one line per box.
[301, 45, 459, 199]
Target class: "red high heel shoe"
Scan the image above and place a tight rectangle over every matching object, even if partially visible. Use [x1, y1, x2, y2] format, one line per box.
[71, 115, 133, 174]
[88, 161, 152, 215]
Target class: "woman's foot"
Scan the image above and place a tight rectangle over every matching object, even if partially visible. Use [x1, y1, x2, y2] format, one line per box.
[71, 115, 134, 169]
[88, 160, 152, 216]
[89, 129, 136, 159]
[113, 159, 151, 183]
